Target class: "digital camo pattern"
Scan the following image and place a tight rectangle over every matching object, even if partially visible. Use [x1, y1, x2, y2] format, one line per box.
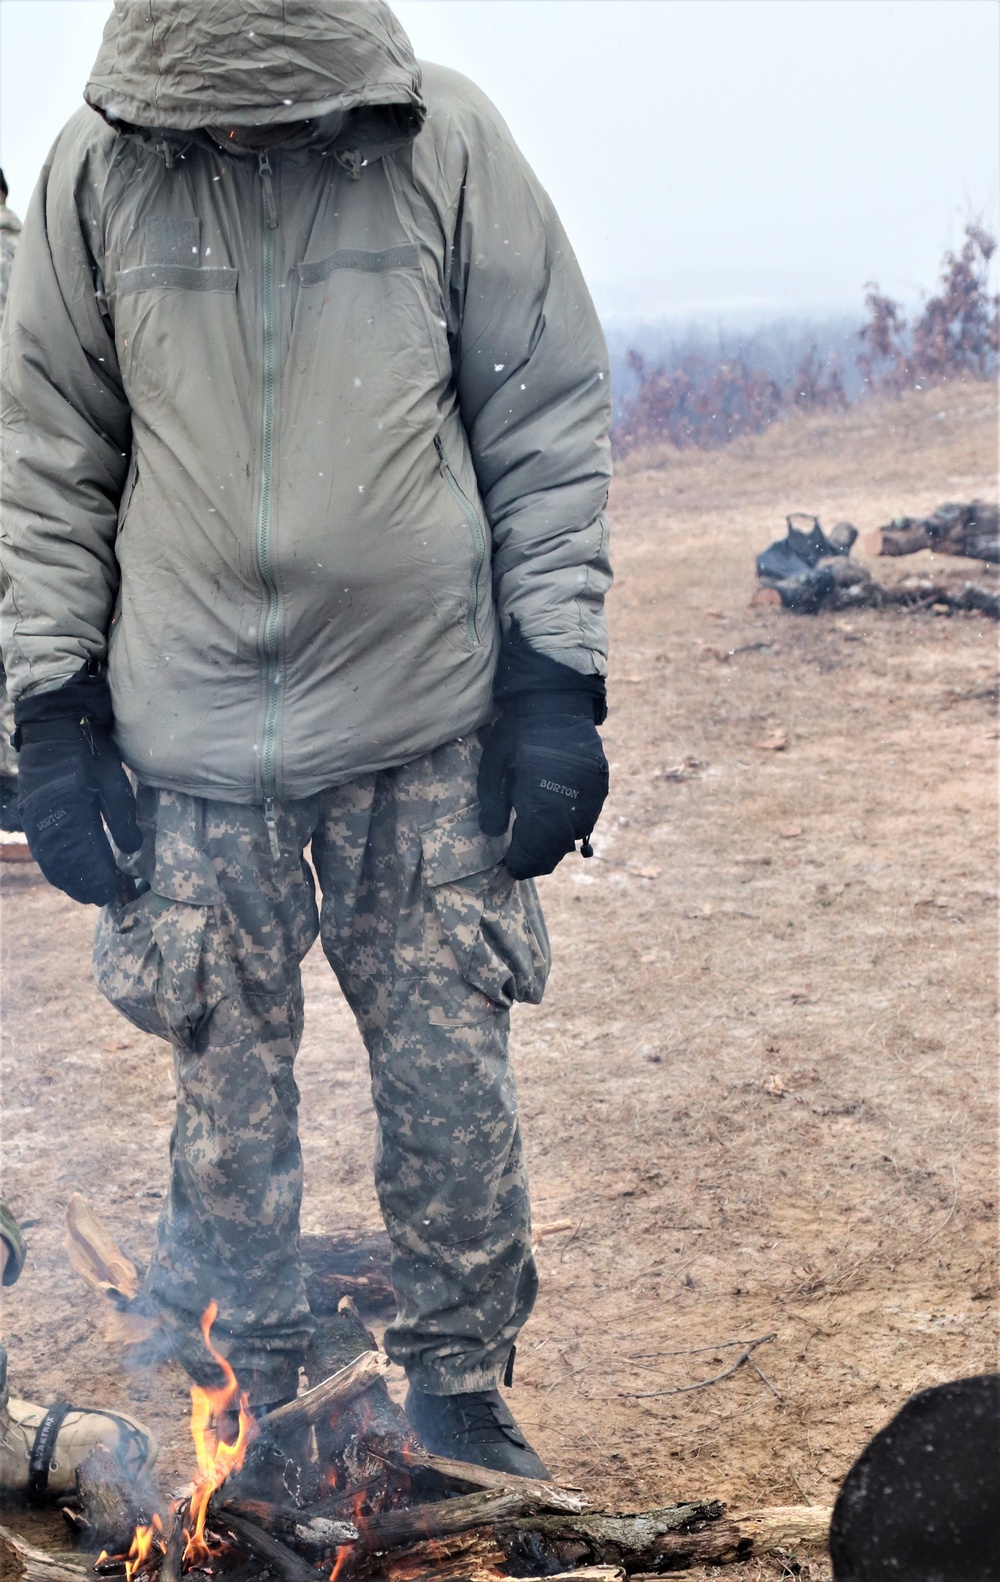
[93, 735, 550, 1403]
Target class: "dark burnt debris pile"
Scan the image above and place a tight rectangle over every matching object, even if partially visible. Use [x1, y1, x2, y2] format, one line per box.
[753, 502, 1000, 618]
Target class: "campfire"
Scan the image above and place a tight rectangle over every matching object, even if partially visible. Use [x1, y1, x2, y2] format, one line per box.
[0, 1202, 832, 1580]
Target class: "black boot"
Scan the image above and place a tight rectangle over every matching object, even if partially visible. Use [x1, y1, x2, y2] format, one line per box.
[404, 1387, 550, 1479]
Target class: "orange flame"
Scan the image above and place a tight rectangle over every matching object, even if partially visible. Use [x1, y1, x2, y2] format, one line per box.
[125, 1512, 164, 1581]
[329, 1546, 353, 1582]
[183, 1302, 257, 1566]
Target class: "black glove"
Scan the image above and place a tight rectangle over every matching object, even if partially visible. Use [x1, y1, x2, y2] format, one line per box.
[13, 664, 142, 906]
[478, 631, 609, 881]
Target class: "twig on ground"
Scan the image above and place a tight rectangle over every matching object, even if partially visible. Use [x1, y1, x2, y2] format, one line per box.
[627, 1338, 769, 1360]
[619, 1333, 777, 1399]
[591, 855, 661, 880]
[747, 1356, 782, 1400]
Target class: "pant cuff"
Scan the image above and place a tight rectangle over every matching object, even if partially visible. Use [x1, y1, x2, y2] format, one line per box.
[405, 1361, 502, 1395]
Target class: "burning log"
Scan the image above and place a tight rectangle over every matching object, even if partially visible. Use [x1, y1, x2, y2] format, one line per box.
[213, 1513, 331, 1582]
[68, 1446, 155, 1555]
[158, 1507, 188, 1582]
[218, 1500, 357, 1555]
[267, 1351, 391, 1438]
[304, 1300, 419, 1514]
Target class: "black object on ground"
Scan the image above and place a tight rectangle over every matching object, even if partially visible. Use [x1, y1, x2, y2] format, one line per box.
[829, 1372, 1000, 1581]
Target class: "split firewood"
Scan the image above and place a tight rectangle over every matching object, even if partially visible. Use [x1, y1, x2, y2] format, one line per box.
[0, 1525, 89, 1582]
[68, 1444, 155, 1554]
[63, 1196, 141, 1308]
[390, 1448, 586, 1511]
[542, 1572, 623, 1582]
[263, 1351, 391, 1437]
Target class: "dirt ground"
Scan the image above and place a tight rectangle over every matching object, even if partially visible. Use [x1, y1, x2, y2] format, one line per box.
[1, 380, 997, 1579]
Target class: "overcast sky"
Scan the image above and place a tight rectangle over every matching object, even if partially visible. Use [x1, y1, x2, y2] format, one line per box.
[0, 0, 996, 323]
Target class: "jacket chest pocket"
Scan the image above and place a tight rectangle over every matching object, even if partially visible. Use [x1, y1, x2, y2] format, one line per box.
[291, 243, 445, 387]
[113, 266, 240, 411]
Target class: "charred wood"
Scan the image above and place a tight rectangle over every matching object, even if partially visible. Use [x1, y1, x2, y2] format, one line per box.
[69, 1445, 154, 1554]
[306, 1303, 419, 1515]
[219, 1500, 357, 1556]
[215, 1513, 333, 1582]
[301, 1232, 394, 1315]
[157, 1508, 187, 1582]
[497, 1504, 723, 1573]
[497, 1504, 831, 1573]
[361, 1490, 548, 1553]
[374, 1529, 507, 1582]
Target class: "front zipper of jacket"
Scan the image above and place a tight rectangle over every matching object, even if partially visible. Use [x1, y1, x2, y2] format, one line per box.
[434, 435, 486, 647]
[256, 152, 281, 858]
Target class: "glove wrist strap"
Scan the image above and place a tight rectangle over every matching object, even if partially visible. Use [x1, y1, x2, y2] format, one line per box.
[499, 690, 600, 722]
[13, 661, 113, 750]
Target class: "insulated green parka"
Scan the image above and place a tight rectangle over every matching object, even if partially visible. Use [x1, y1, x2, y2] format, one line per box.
[0, 0, 611, 802]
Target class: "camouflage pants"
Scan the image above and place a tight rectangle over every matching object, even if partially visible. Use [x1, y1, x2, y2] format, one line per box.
[93, 736, 549, 1405]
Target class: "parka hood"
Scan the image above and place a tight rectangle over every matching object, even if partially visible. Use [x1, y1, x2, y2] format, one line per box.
[84, 0, 424, 154]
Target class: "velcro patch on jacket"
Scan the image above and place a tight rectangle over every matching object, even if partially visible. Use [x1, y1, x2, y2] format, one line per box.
[297, 244, 419, 285]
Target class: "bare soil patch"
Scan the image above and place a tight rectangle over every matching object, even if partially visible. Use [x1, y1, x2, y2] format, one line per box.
[2, 381, 997, 1578]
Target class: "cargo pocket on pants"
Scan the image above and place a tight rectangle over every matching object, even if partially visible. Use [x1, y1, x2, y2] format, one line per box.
[93, 891, 222, 1052]
[420, 803, 551, 1014]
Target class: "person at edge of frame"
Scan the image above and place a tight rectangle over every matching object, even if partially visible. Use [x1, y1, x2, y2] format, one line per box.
[0, 1196, 157, 1498]
[0, 165, 24, 842]
[0, 0, 612, 1479]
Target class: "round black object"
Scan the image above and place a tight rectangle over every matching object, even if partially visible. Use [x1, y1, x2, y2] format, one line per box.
[829, 1373, 1000, 1580]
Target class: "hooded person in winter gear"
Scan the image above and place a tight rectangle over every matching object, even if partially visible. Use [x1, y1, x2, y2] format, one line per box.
[0, 0, 611, 1476]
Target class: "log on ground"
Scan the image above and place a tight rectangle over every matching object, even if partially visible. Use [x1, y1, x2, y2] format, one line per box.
[301, 1232, 394, 1314]
[0, 1525, 88, 1582]
[497, 1503, 831, 1572]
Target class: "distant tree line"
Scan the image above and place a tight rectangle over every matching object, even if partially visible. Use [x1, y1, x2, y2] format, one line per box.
[613, 223, 999, 457]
